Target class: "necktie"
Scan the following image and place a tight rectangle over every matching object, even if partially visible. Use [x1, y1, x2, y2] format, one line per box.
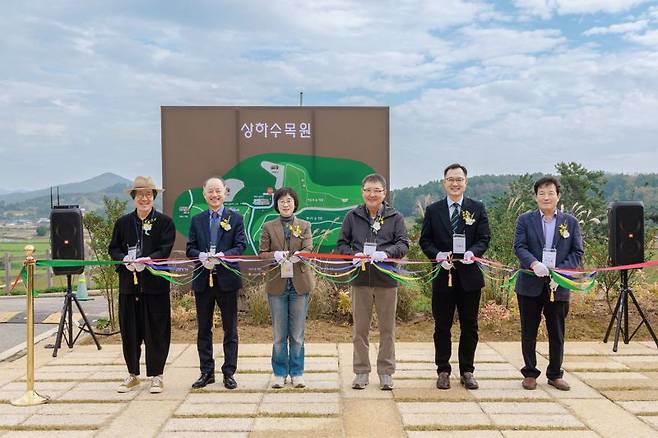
[210, 212, 219, 246]
[450, 204, 460, 234]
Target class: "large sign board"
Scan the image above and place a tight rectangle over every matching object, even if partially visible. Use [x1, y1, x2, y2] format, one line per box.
[162, 106, 389, 253]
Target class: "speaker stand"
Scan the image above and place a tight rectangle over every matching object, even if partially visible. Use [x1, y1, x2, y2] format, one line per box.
[52, 275, 102, 357]
[603, 269, 658, 352]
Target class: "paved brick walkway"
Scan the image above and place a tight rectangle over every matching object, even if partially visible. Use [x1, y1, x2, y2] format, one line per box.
[0, 341, 657, 437]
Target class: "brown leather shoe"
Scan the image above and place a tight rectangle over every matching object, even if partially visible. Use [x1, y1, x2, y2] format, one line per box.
[436, 372, 450, 390]
[460, 372, 479, 390]
[522, 377, 537, 390]
[548, 378, 570, 391]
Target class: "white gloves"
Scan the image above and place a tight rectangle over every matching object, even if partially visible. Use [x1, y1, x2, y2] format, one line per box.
[436, 251, 453, 270]
[200, 251, 224, 270]
[532, 262, 550, 277]
[288, 251, 301, 263]
[371, 251, 388, 262]
[274, 250, 288, 263]
[133, 257, 151, 272]
[352, 252, 365, 265]
[462, 251, 475, 265]
[123, 255, 136, 272]
[198, 252, 209, 263]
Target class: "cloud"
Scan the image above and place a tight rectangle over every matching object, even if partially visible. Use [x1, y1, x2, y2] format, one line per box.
[514, 0, 651, 18]
[583, 20, 649, 36]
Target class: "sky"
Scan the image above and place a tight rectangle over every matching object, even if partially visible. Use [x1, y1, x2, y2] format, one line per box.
[2, 0, 658, 192]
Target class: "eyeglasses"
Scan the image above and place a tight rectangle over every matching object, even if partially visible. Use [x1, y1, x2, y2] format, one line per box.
[445, 177, 466, 183]
[135, 192, 154, 199]
[363, 189, 385, 194]
[278, 198, 295, 205]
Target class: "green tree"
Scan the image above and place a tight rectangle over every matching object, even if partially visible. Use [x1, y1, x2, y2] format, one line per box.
[83, 196, 128, 331]
[35, 225, 49, 237]
[555, 162, 606, 218]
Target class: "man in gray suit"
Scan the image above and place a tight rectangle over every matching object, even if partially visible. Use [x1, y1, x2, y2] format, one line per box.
[513, 176, 583, 391]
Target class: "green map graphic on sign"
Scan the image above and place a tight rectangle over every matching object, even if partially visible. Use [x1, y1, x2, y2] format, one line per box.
[172, 153, 374, 254]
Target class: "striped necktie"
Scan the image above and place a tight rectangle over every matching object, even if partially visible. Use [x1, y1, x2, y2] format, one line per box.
[450, 203, 460, 234]
[210, 211, 220, 245]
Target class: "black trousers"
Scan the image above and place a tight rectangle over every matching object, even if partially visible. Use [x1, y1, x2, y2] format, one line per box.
[432, 274, 481, 375]
[119, 293, 171, 377]
[517, 287, 569, 380]
[194, 285, 239, 376]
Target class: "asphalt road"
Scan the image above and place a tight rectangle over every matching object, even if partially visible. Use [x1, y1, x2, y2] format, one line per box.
[0, 293, 109, 358]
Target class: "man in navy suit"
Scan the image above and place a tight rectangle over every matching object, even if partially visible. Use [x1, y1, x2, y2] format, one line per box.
[420, 163, 490, 390]
[513, 176, 583, 391]
[187, 177, 246, 389]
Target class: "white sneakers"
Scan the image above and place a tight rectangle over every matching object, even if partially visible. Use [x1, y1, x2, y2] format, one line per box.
[150, 375, 164, 393]
[291, 376, 306, 388]
[271, 375, 288, 389]
[117, 374, 140, 393]
[271, 375, 306, 388]
[117, 374, 164, 393]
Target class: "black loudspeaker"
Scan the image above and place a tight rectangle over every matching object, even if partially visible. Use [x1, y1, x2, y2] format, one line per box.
[608, 201, 644, 267]
[50, 205, 85, 275]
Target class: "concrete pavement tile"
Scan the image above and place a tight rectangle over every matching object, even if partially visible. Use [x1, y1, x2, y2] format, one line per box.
[305, 343, 339, 356]
[258, 402, 339, 415]
[617, 400, 658, 414]
[490, 413, 585, 428]
[584, 378, 658, 390]
[0, 404, 40, 415]
[393, 370, 437, 379]
[602, 389, 658, 401]
[574, 371, 649, 380]
[563, 355, 611, 362]
[175, 402, 258, 416]
[186, 392, 262, 403]
[480, 401, 568, 414]
[36, 402, 124, 415]
[476, 380, 525, 390]
[475, 363, 518, 371]
[340, 384, 393, 399]
[563, 361, 629, 371]
[1, 432, 96, 438]
[164, 418, 254, 432]
[397, 401, 482, 414]
[0, 414, 30, 427]
[58, 389, 141, 402]
[95, 400, 180, 438]
[22, 413, 109, 427]
[394, 387, 473, 401]
[396, 362, 435, 370]
[168, 345, 200, 367]
[233, 344, 271, 356]
[562, 398, 658, 438]
[408, 432, 503, 438]
[252, 417, 340, 431]
[538, 343, 600, 356]
[501, 432, 600, 438]
[134, 367, 198, 401]
[393, 379, 442, 389]
[261, 392, 338, 403]
[639, 416, 658, 428]
[590, 343, 656, 356]
[343, 399, 403, 438]
[158, 433, 248, 438]
[250, 431, 341, 438]
[191, 373, 270, 391]
[472, 388, 551, 400]
[401, 412, 492, 427]
[476, 370, 522, 379]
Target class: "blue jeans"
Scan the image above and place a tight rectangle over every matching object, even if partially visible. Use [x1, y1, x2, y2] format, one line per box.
[268, 282, 309, 377]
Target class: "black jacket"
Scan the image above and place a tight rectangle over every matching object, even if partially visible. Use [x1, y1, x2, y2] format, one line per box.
[336, 203, 409, 288]
[108, 209, 176, 295]
[419, 197, 490, 292]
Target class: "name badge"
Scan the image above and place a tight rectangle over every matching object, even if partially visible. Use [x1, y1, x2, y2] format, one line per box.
[209, 245, 216, 256]
[542, 248, 557, 269]
[452, 234, 466, 254]
[280, 260, 294, 278]
[363, 242, 377, 256]
[127, 245, 138, 260]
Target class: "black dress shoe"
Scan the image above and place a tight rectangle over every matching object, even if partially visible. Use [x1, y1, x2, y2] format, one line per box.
[223, 374, 237, 390]
[192, 372, 215, 389]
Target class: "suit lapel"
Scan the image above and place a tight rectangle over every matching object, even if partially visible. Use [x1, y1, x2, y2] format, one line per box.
[216, 208, 230, 244]
[532, 210, 545, 248]
[202, 210, 212, 249]
[551, 211, 563, 249]
[272, 219, 286, 250]
[437, 198, 452, 236]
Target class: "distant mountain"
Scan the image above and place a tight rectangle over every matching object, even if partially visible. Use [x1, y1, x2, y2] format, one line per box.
[0, 172, 131, 204]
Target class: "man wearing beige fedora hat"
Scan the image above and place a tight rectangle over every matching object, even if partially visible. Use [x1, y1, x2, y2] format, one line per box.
[109, 176, 176, 394]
